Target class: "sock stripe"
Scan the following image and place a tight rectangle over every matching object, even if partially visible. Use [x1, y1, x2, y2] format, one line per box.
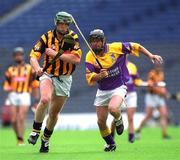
[42, 127, 53, 140]
[32, 129, 41, 133]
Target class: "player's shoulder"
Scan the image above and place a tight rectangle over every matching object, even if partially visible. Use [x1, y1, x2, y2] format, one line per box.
[108, 42, 122, 48]
[108, 42, 125, 53]
[42, 30, 52, 37]
[6, 64, 13, 70]
[86, 51, 94, 63]
[6, 64, 16, 72]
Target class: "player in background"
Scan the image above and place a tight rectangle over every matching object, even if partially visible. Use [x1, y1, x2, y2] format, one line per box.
[3, 47, 39, 145]
[28, 11, 82, 153]
[111, 60, 145, 143]
[85, 29, 163, 152]
[136, 65, 170, 139]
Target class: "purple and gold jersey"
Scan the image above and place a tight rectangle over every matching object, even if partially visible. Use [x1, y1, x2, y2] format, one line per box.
[85, 42, 140, 90]
[126, 61, 142, 92]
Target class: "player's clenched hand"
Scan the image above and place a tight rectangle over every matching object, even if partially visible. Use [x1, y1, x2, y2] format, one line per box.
[36, 67, 43, 77]
[99, 69, 108, 79]
[150, 54, 163, 64]
[45, 48, 57, 57]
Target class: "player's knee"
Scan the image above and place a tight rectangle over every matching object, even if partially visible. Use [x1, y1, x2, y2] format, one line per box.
[19, 113, 26, 122]
[40, 96, 51, 105]
[108, 106, 118, 115]
[11, 116, 17, 123]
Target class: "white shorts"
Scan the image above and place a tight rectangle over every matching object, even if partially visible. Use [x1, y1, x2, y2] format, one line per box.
[145, 93, 166, 108]
[39, 72, 72, 97]
[125, 91, 137, 108]
[94, 85, 127, 107]
[8, 92, 31, 106]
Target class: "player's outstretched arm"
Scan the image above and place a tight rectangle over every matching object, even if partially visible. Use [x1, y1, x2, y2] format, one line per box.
[138, 45, 163, 64]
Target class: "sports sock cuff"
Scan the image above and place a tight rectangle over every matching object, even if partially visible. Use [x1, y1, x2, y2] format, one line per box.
[17, 136, 23, 141]
[43, 127, 53, 139]
[100, 127, 111, 137]
[115, 115, 122, 122]
[103, 134, 115, 145]
[33, 121, 42, 132]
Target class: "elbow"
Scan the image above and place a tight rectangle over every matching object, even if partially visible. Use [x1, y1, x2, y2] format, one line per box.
[87, 82, 94, 86]
[30, 58, 34, 66]
[86, 79, 96, 86]
[73, 57, 81, 65]
[138, 45, 143, 52]
[30, 57, 36, 65]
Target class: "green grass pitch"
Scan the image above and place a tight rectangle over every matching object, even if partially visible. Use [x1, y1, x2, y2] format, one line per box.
[0, 127, 180, 160]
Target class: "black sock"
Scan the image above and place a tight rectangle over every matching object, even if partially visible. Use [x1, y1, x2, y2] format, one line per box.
[32, 121, 42, 134]
[111, 131, 115, 138]
[17, 136, 24, 141]
[42, 127, 53, 141]
[103, 134, 115, 145]
[128, 133, 135, 142]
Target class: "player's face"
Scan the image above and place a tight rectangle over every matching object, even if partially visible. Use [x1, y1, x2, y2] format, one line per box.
[90, 39, 103, 50]
[14, 53, 24, 64]
[56, 22, 69, 35]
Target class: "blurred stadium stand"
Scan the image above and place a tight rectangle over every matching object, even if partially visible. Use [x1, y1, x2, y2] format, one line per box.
[0, 0, 180, 124]
[0, 0, 26, 17]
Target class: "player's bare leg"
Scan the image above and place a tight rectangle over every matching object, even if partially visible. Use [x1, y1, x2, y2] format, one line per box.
[127, 107, 136, 143]
[28, 79, 53, 145]
[17, 106, 29, 145]
[110, 120, 115, 138]
[35, 79, 53, 122]
[40, 94, 67, 153]
[109, 95, 124, 135]
[158, 106, 170, 139]
[96, 106, 116, 152]
[136, 107, 153, 138]
[10, 106, 19, 144]
[46, 95, 67, 130]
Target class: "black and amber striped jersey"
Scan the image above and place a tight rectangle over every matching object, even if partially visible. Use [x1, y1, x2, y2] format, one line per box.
[3, 63, 39, 93]
[147, 68, 165, 93]
[30, 29, 82, 76]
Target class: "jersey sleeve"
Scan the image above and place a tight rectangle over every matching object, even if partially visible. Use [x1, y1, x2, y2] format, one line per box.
[30, 33, 47, 60]
[122, 42, 140, 57]
[85, 52, 97, 86]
